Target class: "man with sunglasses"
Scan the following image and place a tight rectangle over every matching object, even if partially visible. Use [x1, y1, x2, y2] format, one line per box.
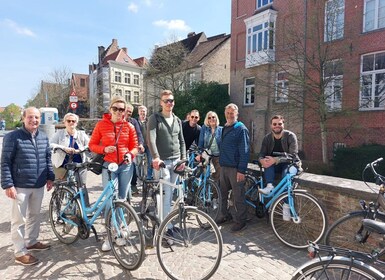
[182, 109, 201, 150]
[258, 115, 299, 196]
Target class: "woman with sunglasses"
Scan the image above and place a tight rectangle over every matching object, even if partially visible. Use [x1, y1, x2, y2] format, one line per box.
[196, 111, 223, 182]
[50, 113, 90, 203]
[89, 96, 138, 252]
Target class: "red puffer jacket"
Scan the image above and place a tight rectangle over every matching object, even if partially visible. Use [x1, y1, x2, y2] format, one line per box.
[89, 113, 138, 163]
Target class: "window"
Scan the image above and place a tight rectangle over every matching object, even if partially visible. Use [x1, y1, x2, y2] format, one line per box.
[275, 72, 289, 103]
[256, 0, 273, 9]
[115, 88, 122, 96]
[360, 51, 385, 109]
[80, 78, 85, 87]
[244, 9, 277, 67]
[364, 0, 385, 32]
[133, 91, 139, 103]
[125, 90, 131, 103]
[187, 72, 196, 88]
[324, 0, 345, 41]
[324, 60, 343, 111]
[125, 73, 131, 84]
[244, 78, 255, 105]
[114, 71, 121, 83]
[133, 74, 139, 85]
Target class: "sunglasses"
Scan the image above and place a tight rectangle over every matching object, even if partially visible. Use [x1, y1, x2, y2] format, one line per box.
[111, 107, 125, 113]
[191, 116, 199, 119]
[66, 120, 76, 123]
[162, 99, 174, 104]
[208, 116, 216, 120]
[272, 122, 283, 126]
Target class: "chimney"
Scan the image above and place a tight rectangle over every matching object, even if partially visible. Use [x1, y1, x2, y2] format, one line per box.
[112, 38, 118, 45]
[122, 47, 128, 54]
[187, 32, 196, 38]
[98, 46, 105, 64]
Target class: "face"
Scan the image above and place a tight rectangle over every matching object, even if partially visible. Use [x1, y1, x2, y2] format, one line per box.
[110, 102, 126, 120]
[207, 113, 217, 127]
[126, 107, 133, 119]
[189, 112, 200, 125]
[225, 107, 238, 124]
[271, 118, 284, 134]
[160, 94, 175, 112]
[65, 116, 78, 129]
[23, 108, 41, 132]
[139, 108, 147, 120]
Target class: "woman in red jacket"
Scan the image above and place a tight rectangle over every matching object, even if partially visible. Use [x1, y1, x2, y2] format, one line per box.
[89, 96, 138, 251]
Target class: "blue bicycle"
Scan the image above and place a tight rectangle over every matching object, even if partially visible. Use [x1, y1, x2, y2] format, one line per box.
[49, 160, 145, 270]
[244, 152, 328, 249]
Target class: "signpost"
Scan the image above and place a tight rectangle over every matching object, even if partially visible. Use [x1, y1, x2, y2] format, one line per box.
[69, 91, 78, 111]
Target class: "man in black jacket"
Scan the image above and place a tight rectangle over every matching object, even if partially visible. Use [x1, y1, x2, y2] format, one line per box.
[1, 107, 55, 265]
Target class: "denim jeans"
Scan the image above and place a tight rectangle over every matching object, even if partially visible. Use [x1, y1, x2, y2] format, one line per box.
[264, 162, 289, 185]
[102, 161, 133, 200]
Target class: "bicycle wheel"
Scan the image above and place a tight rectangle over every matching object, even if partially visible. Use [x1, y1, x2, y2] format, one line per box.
[324, 210, 385, 254]
[270, 190, 327, 249]
[49, 185, 81, 244]
[292, 256, 385, 279]
[156, 207, 223, 280]
[195, 179, 221, 222]
[106, 201, 145, 270]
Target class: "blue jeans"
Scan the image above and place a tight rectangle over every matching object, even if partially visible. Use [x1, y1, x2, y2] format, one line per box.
[102, 161, 133, 200]
[154, 158, 179, 221]
[264, 162, 289, 185]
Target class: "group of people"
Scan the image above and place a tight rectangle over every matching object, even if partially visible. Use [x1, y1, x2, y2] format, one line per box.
[1, 89, 300, 266]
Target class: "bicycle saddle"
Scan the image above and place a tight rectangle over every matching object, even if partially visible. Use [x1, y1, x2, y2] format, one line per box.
[173, 159, 189, 175]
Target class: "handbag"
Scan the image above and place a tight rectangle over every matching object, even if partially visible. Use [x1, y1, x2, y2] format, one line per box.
[89, 124, 124, 175]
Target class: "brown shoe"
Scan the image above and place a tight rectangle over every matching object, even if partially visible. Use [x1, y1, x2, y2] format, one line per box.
[26, 242, 51, 251]
[230, 222, 247, 232]
[15, 254, 39, 265]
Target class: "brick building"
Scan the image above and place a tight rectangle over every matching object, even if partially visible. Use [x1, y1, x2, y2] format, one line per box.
[230, 0, 385, 162]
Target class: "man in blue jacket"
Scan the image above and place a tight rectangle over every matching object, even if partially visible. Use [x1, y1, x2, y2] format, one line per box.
[1, 107, 55, 265]
[217, 103, 250, 232]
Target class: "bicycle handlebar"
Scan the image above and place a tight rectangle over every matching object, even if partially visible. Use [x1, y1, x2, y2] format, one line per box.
[53, 146, 90, 155]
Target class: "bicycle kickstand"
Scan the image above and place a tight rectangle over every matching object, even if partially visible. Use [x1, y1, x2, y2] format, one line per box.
[91, 226, 100, 242]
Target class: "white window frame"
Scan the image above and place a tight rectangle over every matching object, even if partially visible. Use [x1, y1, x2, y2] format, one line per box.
[125, 90, 131, 103]
[256, 0, 273, 9]
[244, 9, 277, 68]
[363, 0, 385, 32]
[115, 88, 122, 96]
[114, 71, 121, 83]
[244, 77, 255, 106]
[324, 0, 345, 42]
[275, 73, 289, 103]
[124, 73, 131, 84]
[133, 91, 140, 103]
[324, 59, 343, 111]
[360, 51, 385, 110]
[133, 74, 139, 85]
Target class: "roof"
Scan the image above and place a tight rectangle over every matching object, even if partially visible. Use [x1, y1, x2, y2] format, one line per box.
[102, 49, 139, 67]
[154, 32, 207, 56]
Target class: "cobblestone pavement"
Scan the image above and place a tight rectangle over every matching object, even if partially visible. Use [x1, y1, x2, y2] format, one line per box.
[0, 137, 310, 279]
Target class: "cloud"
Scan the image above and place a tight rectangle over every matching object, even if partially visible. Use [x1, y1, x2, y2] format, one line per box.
[2, 19, 36, 37]
[127, 3, 139, 13]
[141, 0, 153, 7]
[153, 19, 190, 31]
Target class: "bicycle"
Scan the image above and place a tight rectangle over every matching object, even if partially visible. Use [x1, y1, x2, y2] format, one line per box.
[135, 152, 147, 181]
[324, 157, 385, 254]
[140, 160, 223, 280]
[243, 152, 328, 249]
[292, 219, 385, 279]
[49, 159, 145, 270]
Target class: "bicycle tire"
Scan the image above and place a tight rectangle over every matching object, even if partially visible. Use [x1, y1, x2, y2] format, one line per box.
[324, 210, 385, 254]
[195, 178, 221, 222]
[292, 256, 385, 280]
[270, 190, 327, 249]
[106, 201, 145, 270]
[49, 185, 81, 244]
[156, 207, 223, 280]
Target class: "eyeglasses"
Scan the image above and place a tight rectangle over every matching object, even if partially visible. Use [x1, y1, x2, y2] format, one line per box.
[272, 122, 283, 126]
[208, 116, 216, 120]
[66, 120, 76, 123]
[111, 107, 125, 113]
[190, 116, 199, 119]
[162, 99, 174, 104]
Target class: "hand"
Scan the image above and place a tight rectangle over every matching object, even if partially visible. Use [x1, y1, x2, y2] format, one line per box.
[138, 145, 145, 153]
[152, 158, 162, 170]
[124, 153, 132, 164]
[236, 172, 245, 182]
[5, 186, 17, 199]
[260, 156, 275, 168]
[46, 180, 54, 191]
[65, 147, 76, 154]
[104, 146, 117, 154]
[195, 155, 201, 162]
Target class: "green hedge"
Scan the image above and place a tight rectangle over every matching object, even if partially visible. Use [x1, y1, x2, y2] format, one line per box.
[332, 144, 385, 181]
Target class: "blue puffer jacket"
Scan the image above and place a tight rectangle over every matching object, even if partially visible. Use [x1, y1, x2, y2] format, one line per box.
[219, 121, 250, 174]
[1, 127, 55, 189]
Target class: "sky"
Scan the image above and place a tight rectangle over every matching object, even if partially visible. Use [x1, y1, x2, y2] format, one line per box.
[0, 0, 231, 108]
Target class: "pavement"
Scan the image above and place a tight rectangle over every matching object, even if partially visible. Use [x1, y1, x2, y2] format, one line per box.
[0, 136, 310, 279]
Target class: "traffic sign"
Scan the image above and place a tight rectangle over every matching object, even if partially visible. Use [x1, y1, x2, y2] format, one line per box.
[69, 96, 78, 102]
[70, 102, 78, 109]
[70, 91, 76, 96]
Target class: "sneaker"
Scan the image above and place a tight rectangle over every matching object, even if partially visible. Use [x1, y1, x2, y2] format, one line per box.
[259, 183, 274, 194]
[15, 254, 38, 266]
[26, 242, 51, 251]
[101, 239, 111, 252]
[131, 185, 139, 195]
[282, 203, 291, 221]
[230, 222, 247, 232]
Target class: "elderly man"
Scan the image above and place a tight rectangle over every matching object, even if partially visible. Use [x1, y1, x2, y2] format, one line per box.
[1, 107, 55, 265]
